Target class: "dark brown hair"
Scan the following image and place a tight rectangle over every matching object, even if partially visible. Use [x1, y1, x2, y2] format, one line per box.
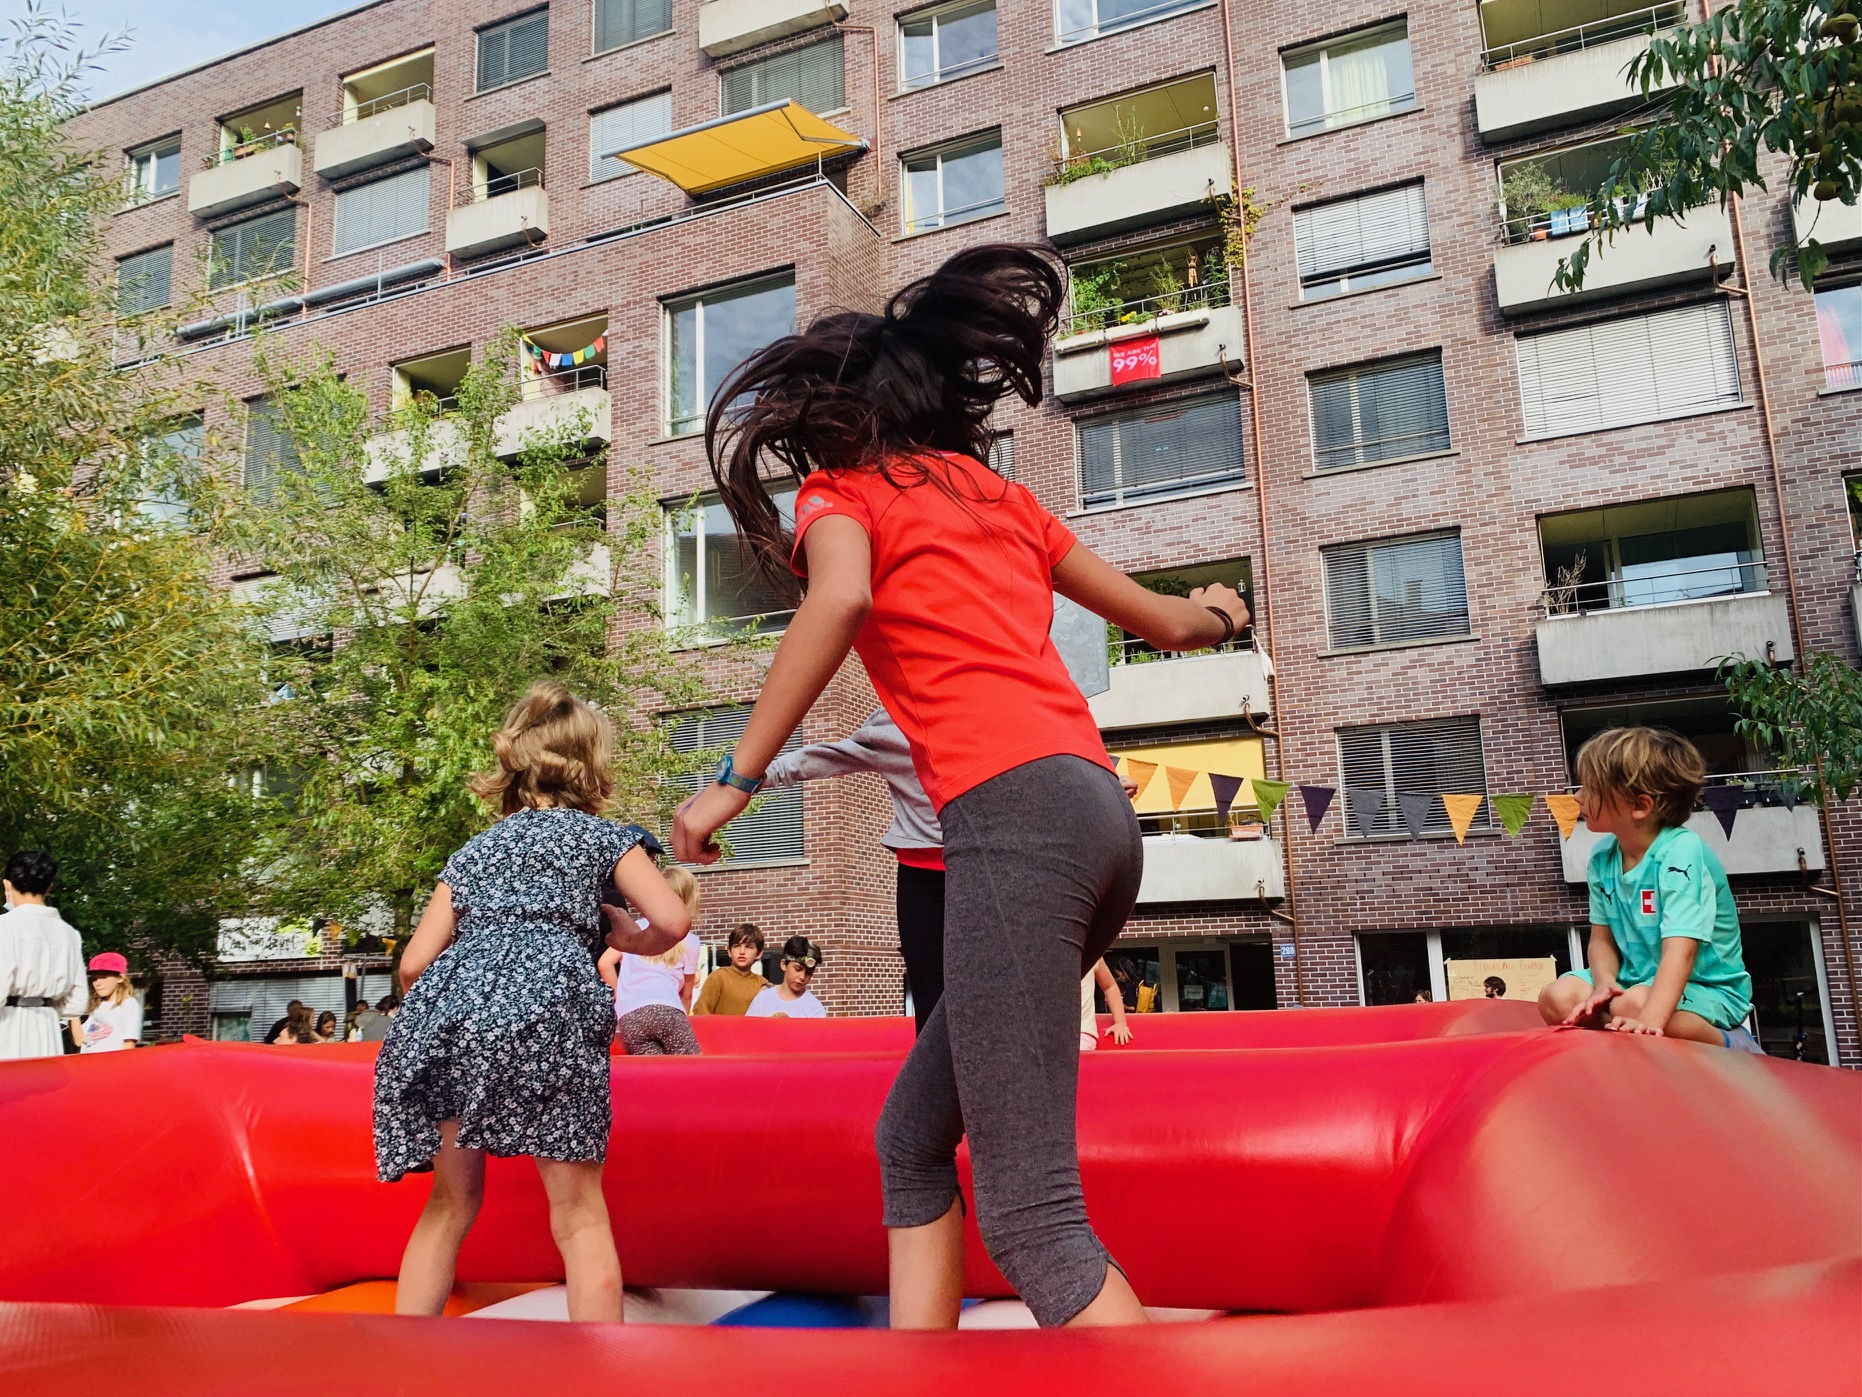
[1575, 726, 1706, 829]
[728, 922, 765, 953]
[705, 243, 1064, 585]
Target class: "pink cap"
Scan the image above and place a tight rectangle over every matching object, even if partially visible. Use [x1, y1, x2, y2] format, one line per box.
[87, 952, 129, 975]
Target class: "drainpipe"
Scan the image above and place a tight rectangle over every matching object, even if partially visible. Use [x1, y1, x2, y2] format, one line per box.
[832, 17, 885, 207]
[1218, 0, 1305, 1005]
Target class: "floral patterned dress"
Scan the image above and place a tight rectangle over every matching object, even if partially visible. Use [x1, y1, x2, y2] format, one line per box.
[373, 808, 650, 1182]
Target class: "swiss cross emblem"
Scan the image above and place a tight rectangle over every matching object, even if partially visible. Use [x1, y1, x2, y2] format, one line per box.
[1109, 335, 1162, 386]
[1641, 889, 1657, 917]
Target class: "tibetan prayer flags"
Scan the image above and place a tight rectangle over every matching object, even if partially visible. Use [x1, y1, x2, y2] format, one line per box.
[1251, 778, 1290, 826]
[1299, 784, 1336, 833]
[522, 333, 607, 372]
[1491, 795, 1535, 837]
[1441, 794, 1484, 844]
[1165, 766, 1199, 812]
[1126, 759, 1158, 798]
[1701, 784, 1744, 838]
[1543, 793, 1582, 840]
[1398, 793, 1434, 840]
[1347, 788, 1387, 839]
[1209, 773, 1245, 820]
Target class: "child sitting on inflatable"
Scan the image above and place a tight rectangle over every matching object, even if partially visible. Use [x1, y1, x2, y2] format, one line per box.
[1539, 727, 1759, 1051]
[373, 682, 693, 1322]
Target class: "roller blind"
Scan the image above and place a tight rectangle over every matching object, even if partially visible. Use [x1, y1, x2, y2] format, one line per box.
[1516, 301, 1741, 439]
[243, 398, 300, 504]
[667, 707, 805, 864]
[721, 37, 845, 116]
[590, 91, 672, 181]
[1336, 716, 1491, 838]
[988, 431, 1015, 480]
[115, 244, 172, 316]
[1078, 392, 1245, 509]
[1294, 182, 1429, 283]
[331, 167, 430, 255]
[1309, 352, 1449, 470]
[209, 973, 346, 1042]
[478, 9, 549, 91]
[1323, 532, 1469, 649]
[209, 209, 296, 289]
[593, 0, 671, 52]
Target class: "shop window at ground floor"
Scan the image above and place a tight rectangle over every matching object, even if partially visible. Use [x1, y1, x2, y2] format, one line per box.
[1745, 919, 1835, 1065]
[1357, 926, 1582, 1005]
[207, 969, 394, 1042]
[1103, 939, 1276, 1014]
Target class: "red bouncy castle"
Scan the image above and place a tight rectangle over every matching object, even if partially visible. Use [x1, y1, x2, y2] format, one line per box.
[0, 1004, 1855, 1396]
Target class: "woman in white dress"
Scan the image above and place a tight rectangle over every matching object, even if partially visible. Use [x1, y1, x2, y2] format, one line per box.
[0, 851, 88, 1060]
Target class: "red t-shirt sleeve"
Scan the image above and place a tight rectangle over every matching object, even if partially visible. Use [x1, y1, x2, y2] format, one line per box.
[790, 472, 873, 577]
[1026, 489, 1078, 569]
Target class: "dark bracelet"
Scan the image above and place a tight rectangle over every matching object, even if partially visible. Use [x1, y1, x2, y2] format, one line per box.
[1205, 606, 1236, 645]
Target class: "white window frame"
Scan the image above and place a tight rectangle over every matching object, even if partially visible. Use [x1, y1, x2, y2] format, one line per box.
[899, 0, 999, 90]
[662, 274, 796, 437]
[1054, 0, 1208, 48]
[589, 89, 672, 182]
[664, 488, 798, 640]
[1280, 20, 1415, 140]
[126, 135, 181, 205]
[899, 130, 1005, 235]
[1293, 180, 1432, 300]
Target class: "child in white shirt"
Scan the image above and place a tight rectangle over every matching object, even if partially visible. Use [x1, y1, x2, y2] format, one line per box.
[77, 952, 142, 1052]
[600, 865, 703, 1055]
[746, 936, 828, 1018]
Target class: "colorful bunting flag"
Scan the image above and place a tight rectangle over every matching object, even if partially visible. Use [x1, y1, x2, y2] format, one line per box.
[1776, 779, 1800, 811]
[1398, 793, 1434, 840]
[1251, 778, 1290, 826]
[1700, 785, 1744, 838]
[1491, 794, 1535, 837]
[1126, 759, 1158, 798]
[1209, 772, 1245, 820]
[1165, 766, 1198, 811]
[1543, 793, 1582, 841]
[1299, 784, 1336, 833]
[1441, 794, 1484, 844]
[1347, 788, 1387, 839]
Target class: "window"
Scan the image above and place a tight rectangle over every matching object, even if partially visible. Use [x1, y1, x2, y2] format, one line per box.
[1294, 181, 1431, 299]
[900, 132, 1004, 234]
[1110, 557, 1252, 664]
[115, 245, 172, 317]
[987, 431, 1015, 480]
[590, 91, 672, 181]
[471, 130, 546, 200]
[666, 706, 805, 865]
[1815, 282, 1861, 392]
[1336, 716, 1493, 839]
[1078, 391, 1245, 509]
[1848, 474, 1862, 557]
[1283, 22, 1415, 138]
[209, 209, 297, 290]
[1359, 928, 1580, 1005]
[1322, 532, 1469, 650]
[477, 8, 550, 92]
[1065, 236, 1228, 334]
[667, 275, 796, 436]
[1538, 487, 1764, 613]
[126, 136, 180, 204]
[331, 167, 430, 256]
[669, 490, 797, 633]
[1120, 736, 1267, 836]
[217, 94, 301, 159]
[901, 1, 999, 88]
[721, 37, 845, 116]
[1515, 302, 1741, 439]
[1308, 351, 1450, 471]
[244, 398, 301, 504]
[1055, 0, 1205, 46]
[339, 49, 434, 122]
[1559, 695, 1765, 780]
[593, 0, 671, 53]
[135, 416, 205, 527]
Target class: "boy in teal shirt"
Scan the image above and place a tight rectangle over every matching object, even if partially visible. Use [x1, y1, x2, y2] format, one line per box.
[1539, 727, 1758, 1051]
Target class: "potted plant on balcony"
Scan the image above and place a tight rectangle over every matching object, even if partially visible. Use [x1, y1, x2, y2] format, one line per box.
[1228, 811, 1266, 841]
[1498, 161, 1571, 242]
[1066, 264, 1122, 336]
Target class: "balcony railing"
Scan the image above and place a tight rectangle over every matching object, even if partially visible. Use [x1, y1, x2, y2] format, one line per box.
[1287, 91, 1417, 139]
[459, 167, 543, 206]
[1826, 359, 1862, 392]
[1567, 767, 1814, 811]
[519, 363, 607, 399]
[1059, 281, 1231, 339]
[1540, 559, 1769, 617]
[1499, 186, 1669, 245]
[331, 83, 433, 125]
[1480, 1, 1686, 70]
[1110, 632, 1254, 667]
[205, 127, 299, 168]
[1057, 0, 1207, 46]
[1049, 120, 1221, 186]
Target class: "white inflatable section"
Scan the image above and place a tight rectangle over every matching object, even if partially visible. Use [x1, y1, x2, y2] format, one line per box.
[465, 1286, 771, 1324]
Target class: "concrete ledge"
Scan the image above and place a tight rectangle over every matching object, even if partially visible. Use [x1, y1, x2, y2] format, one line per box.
[188, 144, 303, 218]
[1560, 808, 1826, 882]
[1475, 32, 1676, 142]
[1494, 202, 1733, 314]
[1794, 189, 1862, 254]
[362, 419, 467, 483]
[698, 0, 847, 57]
[313, 100, 437, 179]
[1090, 649, 1271, 729]
[1137, 834, 1285, 904]
[1044, 141, 1229, 244]
[445, 186, 548, 259]
[1053, 303, 1244, 401]
[494, 386, 611, 457]
[1535, 591, 1793, 686]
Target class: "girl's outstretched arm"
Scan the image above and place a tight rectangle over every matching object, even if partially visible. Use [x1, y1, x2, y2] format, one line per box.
[400, 884, 458, 991]
[672, 515, 873, 863]
[1053, 543, 1249, 651]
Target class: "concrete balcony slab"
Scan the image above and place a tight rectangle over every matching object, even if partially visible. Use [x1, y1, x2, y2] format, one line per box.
[1560, 808, 1825, 882]
[188, 143, 303, 219]
[362, 418, 467, 484]
[445, 186, 548, 260]
[1793, 189, 1862, 254]
[1044, 142, 1230, 244]
[1494, 202, 1732, 314]
[1089, 649, 1271, 730]
[1476, 32, 1677, 142]
[494, 386, 611, 458]
[1535, 591, 1792, 686]
[1137, 834, 1284, 904]
[313, 99, 437, 179]
[1053, 303, 1244, 401]
[698, 0, 847, 57]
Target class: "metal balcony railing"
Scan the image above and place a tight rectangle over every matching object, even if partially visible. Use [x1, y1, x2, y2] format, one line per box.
[205, 126, 299, 167]
[1566, 767, 1813, 812]
[1050, 119, 1222, 184]
[1539, 559, 1769, 616]
[519, 363, 607, 399]
[1059, 280, 1231, 338]
[1056, 0, 1208, 46]
[1287, 91, 1417, 139]
[1498, 186, 1672, 246]
[1825, 359, 1862, 393]
[331, 83, 434, 126]
[1110, 631, 1254, 667]
[1481, 1, 1686, 70]
[460, 167, 543, 206]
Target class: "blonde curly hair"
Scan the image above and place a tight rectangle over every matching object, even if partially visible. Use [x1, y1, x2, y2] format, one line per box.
[1575, 726, 1706, 830]
[469, 682, 615, 815]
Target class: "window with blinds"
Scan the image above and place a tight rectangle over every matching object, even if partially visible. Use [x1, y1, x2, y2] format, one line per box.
[1308, 352, 1449, 471]
[721, 37, 845, 116]
[1294, 181, 1431, 299]
[593, 0, 670, 53]
[1336, 716, 1492, 838]
[331, 167, 430, 256]
[209, 210, 296, 290]
[987, 431, 1015, 480]
[1078, 392, 1245, 510]
[243, 399, 301, 504]
[666, 706, 805, 865]
[1515, 301, 1742, 439]
[1323, 531, 1469, 650]
[590, 91, 672, 181]
[115, 244, 172, 317]
[478, 9, 550, 92]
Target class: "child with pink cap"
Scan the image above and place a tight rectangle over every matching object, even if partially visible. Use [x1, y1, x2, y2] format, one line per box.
[75, 953, 141, 1053]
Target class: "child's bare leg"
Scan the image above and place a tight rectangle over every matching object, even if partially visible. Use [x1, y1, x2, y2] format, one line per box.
[1538, 976, 1589, 1025]
[888, 1198, 965, 1330]
[396, 1119, 485, 1315]
[536, 1157, 623, 1323]
[1659, 1009, 1726, 1045]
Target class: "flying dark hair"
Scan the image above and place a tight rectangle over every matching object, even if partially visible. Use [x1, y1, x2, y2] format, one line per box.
[705, 243, 1065, 586]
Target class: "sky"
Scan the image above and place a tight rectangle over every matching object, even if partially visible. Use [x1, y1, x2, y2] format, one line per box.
[3, 0, 360, 102]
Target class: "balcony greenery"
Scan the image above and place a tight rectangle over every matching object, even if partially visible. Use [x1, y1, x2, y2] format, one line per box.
[1065, 239, 1230, 335]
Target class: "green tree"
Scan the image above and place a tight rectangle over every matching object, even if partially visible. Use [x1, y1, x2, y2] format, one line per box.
[1553, 0, 1862, 291]
[0, 10, 271, 964]
[1721, 653, 1862, 801]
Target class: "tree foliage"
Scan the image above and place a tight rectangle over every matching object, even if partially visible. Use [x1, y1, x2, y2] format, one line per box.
[1721, 653, 1862, 801]
[1554, 0, 1862, 292]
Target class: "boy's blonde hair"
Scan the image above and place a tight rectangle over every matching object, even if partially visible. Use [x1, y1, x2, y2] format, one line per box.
[1575, 726, 1705, 830]
[648, 864, 701, 968]
[469, 682, 614, 815]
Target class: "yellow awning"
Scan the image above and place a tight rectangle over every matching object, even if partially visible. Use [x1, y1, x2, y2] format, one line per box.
[604, 100, 864, 196]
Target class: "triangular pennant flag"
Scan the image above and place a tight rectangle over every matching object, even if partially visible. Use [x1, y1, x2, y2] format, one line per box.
[1777, 778, 1800, 811]
[1208, 772, 1245, 820]
[1491, 794, 1535, 837]
[1165, 766, 1198, 811]
[1701, 785, 1743, 838]
[1126, 759, 1158, 800]
[1299, 784, 1336, 833]
[1398, 793, 1433, 840]
[1347, 787, 1387, 839]
[1441, 794, 1484, 844]
[1113, 755, 1129, 778]
[1251, 778, 1290, 826]
[1543, 793, 1582, 840]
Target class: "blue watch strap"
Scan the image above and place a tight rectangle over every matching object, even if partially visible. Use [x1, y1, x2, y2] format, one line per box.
[716, 753, 765, 795]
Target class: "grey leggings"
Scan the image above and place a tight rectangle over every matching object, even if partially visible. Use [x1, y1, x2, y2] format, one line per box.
[616, 1004, 700, 1056]
[874, 754, 1143, 1326]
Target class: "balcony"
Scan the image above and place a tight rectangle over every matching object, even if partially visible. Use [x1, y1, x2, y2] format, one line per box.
[1045, 136, 1230, 245]
[1475, 3, 1684, 142]
[697, 0, 847, 57]
[1794, 189, 1862, 255]
[362, 415, 467, 484]
[1089, 646, 1271, 729]
[188, 133, 302, 219]
[1136, 833, 1285, 904]
[1534, 569, 1794, 687]
[445, 171, 548, 260]
[313, 88, 436, 179]
[1494, 199, 1733, 314]
[1053, 297, 1245, 402]
[493, 367, 611, 458]
[1559, 776, 1826, 881]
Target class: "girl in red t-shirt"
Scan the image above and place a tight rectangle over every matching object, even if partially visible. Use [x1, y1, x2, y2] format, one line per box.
[671, 244, 1249, 1330]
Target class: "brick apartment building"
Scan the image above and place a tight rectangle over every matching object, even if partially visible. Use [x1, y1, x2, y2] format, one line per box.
[67, 0, 1860, 1063]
